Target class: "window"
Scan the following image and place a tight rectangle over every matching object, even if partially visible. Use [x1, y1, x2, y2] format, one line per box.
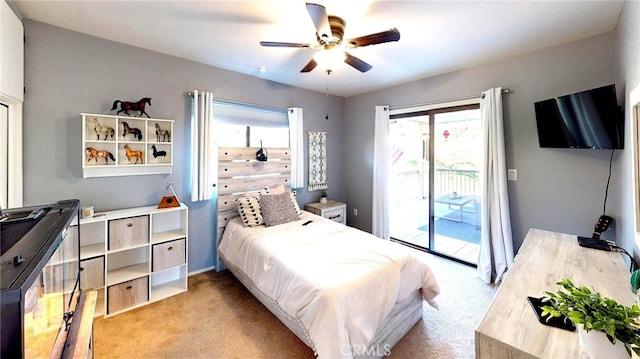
[212, 100, 289, 147]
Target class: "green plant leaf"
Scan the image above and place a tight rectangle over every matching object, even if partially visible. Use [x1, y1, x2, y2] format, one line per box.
[541, 279, 640, 347]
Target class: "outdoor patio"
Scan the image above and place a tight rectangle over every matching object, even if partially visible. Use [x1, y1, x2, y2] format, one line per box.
[390, 197, 480, 264]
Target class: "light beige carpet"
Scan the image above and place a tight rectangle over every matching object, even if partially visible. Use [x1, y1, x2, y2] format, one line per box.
[94, 254, 497, 358]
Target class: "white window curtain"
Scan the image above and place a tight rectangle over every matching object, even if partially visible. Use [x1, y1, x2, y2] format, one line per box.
[478, 87, 515, 284]
[288, 107, 304, 189]
[190, 90, 216, 202]
[372, 105, 390, 239]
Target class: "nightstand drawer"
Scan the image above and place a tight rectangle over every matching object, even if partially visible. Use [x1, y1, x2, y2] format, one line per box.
[107, 276, 148, 314]
[152, 238, 186, 272]
[305, 201, 347, 225]
[108, 215, 149, 250]
[324, 207, 345, 223]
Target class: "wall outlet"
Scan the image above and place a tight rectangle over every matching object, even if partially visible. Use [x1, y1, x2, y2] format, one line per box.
[353, 208, 358, 216]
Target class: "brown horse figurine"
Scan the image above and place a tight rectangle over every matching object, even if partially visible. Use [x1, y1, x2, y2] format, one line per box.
[111, 97, 151, 118]
[86, 147, 115, 164]
[120, 121, 143, 141]
[124, 144, 144, 164]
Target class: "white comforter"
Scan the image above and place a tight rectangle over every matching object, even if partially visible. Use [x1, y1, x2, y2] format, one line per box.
[218, 211, 440, 359]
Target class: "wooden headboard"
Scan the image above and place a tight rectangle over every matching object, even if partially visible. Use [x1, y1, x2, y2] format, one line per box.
[215, 146, 292, 270]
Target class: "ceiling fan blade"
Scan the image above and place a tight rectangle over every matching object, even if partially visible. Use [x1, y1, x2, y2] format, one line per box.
[260, 41, 312, 48]
[300, 58, 318, 73]
[306, 3, 332, 43]
[346, 28, 400, 48]
[344, 53, 372, 73]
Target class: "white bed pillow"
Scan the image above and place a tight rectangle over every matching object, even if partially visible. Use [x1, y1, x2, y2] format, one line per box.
[236, 195, 264, 227]
[260, 193, 300, 226]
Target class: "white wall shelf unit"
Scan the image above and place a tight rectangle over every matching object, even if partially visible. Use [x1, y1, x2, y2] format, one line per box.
[81, 113, 174, 178]
[71, 203, 188, 318]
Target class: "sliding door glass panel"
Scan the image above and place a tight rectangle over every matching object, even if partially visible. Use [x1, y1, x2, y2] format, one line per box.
[389, 105, 481, 266]
[432, 108, 481, 264]
[389, 116, 430, 249]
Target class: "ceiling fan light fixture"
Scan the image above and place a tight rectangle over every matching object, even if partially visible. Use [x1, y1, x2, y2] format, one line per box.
[261, 3, 399, 73]
[313, 48, 346, 71]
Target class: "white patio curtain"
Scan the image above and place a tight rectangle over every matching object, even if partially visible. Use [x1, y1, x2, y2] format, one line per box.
[288, 107, 304, 189]
[372, 105, 390, 239]
[478, 87, 514, 284]
[190, 90, 216, 202]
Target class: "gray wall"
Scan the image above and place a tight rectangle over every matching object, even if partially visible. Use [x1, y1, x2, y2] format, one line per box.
[344, 32, 619, 251]
[22, 20, 346, 273]
[21, 4, 640, 271]
[615, 1, 640, 259]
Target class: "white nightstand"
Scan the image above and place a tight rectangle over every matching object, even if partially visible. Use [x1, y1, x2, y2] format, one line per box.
[305, 201, 347, 225]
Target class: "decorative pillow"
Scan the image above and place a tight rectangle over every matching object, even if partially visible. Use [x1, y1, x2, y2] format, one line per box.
[259, 184, 286, 195]
[289, 192, 302, 215]
[260, 193, 301, 226]
[235, 196, 264, 227]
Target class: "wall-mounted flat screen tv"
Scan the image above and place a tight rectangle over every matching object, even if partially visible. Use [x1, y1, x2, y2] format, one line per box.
[534, 84, 623, 149]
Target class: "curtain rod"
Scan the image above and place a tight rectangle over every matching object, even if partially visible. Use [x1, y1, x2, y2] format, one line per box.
[187, 92, 287, 114]
[390, 88, 511, 112]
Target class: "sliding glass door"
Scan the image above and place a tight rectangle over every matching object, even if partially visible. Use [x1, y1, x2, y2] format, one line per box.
[389, 104, 481, 265]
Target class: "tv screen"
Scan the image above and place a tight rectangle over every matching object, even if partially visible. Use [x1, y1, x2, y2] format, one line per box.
[534, 84, 623, 149]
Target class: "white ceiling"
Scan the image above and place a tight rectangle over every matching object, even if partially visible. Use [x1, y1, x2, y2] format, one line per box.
[10, 0, 624, 97]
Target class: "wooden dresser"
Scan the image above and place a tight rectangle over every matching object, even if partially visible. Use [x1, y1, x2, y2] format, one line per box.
[475, 228, 635, 358]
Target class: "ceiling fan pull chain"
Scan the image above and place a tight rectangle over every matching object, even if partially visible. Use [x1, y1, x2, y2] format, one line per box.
[325, 70, 330, 120]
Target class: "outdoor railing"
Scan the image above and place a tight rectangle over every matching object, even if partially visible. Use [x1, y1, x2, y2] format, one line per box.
[390, 168, 480, 203]
[435, 168, 479, 197]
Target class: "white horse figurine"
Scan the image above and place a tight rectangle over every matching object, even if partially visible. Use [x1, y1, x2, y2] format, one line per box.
[92, 118, 114, 140]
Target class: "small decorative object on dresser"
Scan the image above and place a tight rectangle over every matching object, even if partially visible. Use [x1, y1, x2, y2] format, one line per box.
[305, 200, 346, 225]
[158, 182, 180, 209]
[110, 97, 152, 118]
[319, 191, 328, 203]
[541, 278, 640, 358]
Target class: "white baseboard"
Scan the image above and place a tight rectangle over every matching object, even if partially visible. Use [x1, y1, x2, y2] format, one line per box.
[188, 265, 215, 276]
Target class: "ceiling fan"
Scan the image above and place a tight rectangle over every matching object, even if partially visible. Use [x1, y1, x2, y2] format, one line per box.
[260, 2, 400, 73]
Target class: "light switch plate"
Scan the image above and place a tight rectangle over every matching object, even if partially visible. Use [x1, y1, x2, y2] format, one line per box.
[507, 169, 517, 181]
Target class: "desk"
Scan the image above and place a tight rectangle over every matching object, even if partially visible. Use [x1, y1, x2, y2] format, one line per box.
[475, 229, 634, 358]
[435, 194, 474, 222]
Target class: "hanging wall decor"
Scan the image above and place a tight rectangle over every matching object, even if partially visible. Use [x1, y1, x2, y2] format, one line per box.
[307, 131, 328, 191]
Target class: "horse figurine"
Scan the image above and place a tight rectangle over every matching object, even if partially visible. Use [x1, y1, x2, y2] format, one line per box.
[111, 97, 151, 118]
[86, 147, 115, 164]
[124, 144, 144, 164]
[120, 121, 143, 141]
[91, 118, 114, 140]
[155, 123, 170, 142]
[151, 145, 167, 159]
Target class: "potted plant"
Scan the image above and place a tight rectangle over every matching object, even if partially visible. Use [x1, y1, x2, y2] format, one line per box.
[541, 278, 640, 358]
[319, 191, 328, 204]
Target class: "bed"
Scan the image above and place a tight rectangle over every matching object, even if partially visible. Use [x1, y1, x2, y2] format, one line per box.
[215, 147, 440, 359]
